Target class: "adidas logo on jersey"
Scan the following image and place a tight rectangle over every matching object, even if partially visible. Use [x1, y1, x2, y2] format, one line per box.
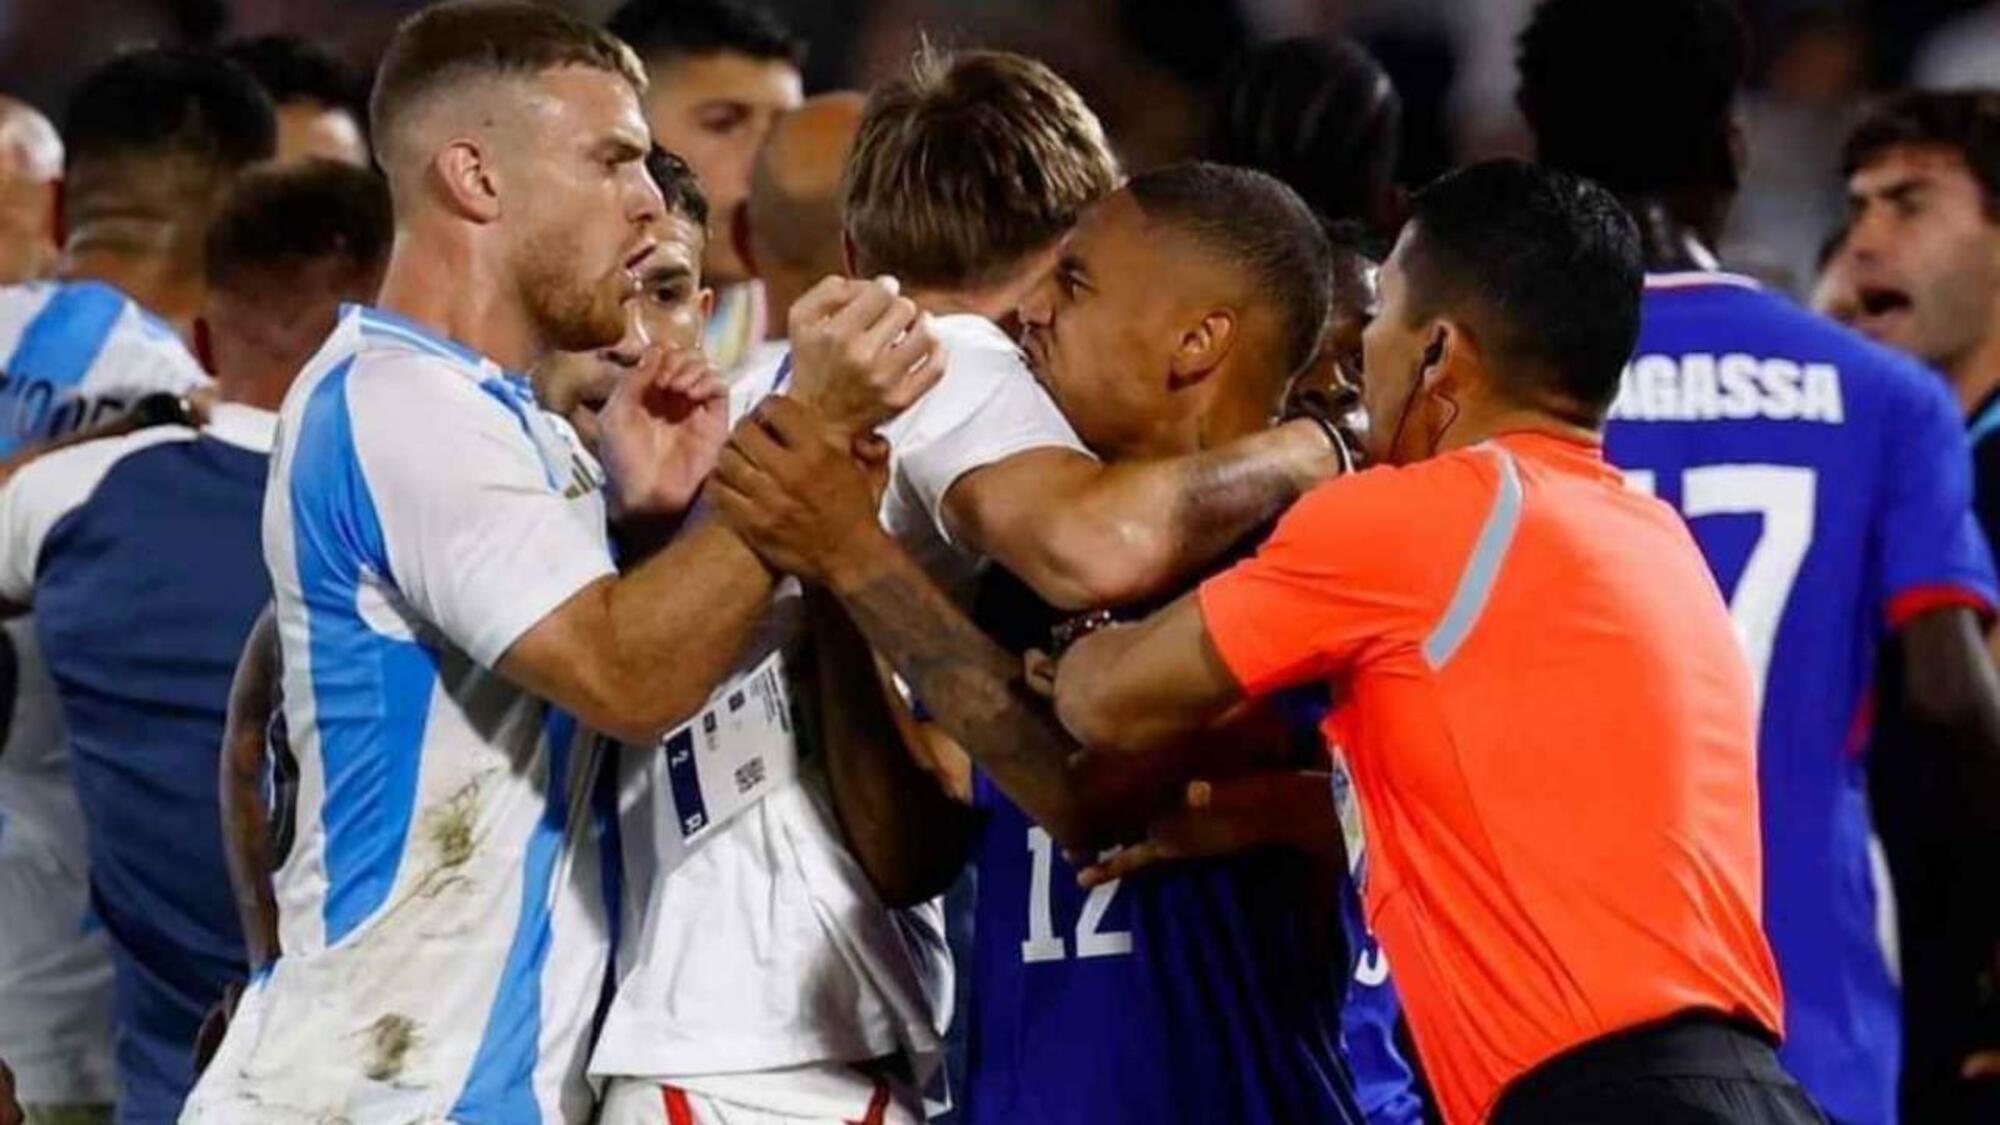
[1608, 353, 1846, 425]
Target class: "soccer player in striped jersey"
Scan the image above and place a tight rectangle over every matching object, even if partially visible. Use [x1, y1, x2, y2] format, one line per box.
[1520, 2, 2000, 1121]
[0, 48, 270, 1125]
[0, 160, 389, 1125]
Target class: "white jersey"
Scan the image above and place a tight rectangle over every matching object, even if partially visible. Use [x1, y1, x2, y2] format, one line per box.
[0, 279, 211, 453]
[184, 307, 619, 1125]
[0, 621, 115, 1106]
[590, 314, 1087, 1114]
[0, 277, 202, 1107]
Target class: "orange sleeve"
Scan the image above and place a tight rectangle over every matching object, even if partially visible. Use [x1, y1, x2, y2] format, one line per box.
[1199, 465, 1451, 697]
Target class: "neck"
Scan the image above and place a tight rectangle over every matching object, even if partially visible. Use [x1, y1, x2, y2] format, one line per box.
[1623, 192, 1727, 273]
[903, 262, 1046, 327]
[59, 249, 203, 343]
[762, 267, 814, 341]
[373, 226, 541, 371]
[1434, 395, 1599, 455]
[1950, 328, 2000, 417]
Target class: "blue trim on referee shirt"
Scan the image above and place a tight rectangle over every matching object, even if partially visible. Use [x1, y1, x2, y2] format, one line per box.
[453, 708, 576, 1122]
[290, 357, 440, 944]
[1422, 447, 1524, 669]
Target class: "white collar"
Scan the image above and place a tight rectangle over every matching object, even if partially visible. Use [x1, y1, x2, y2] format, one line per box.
[1644, 270, 1763, 292]
[203, 401, 278, 453]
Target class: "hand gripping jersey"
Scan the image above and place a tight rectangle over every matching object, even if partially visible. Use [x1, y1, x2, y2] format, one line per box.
[1604, 272, 1999, 1125]
[182, 307, 618, 1124]
[590, 315, 1088, 1118]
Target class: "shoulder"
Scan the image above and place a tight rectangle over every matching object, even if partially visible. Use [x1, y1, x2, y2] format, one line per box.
[8, 425, 197, 515]
[884, 315, 1046, 439]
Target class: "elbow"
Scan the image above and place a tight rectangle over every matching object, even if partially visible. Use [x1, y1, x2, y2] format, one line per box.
[1030, 522, 1175, 613]
[573, 676, 706, 748]
[1054, 679, 1150, 758]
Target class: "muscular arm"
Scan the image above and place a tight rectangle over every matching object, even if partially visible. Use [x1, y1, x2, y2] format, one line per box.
[1898, 606, 2000, 837]
[808, 588, 978, 906]
[821, 524, 1174, 852]
[499, 520, 775, 746]
[219, 607, 281, 970]
[1052, 593, 1247, 757]
[944, 419, 1337, 611]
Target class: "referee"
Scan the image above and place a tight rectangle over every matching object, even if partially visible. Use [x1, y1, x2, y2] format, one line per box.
[1053, 160, 1823, 1124]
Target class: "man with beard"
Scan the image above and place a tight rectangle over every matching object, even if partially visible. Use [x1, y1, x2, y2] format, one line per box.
[1520, 4, 2000, 1121]
[707, 162, 1428, 1124]
[181, 5, 937, 1122]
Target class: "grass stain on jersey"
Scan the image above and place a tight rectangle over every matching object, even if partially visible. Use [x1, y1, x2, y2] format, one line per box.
[362, 1013, 418, 1082]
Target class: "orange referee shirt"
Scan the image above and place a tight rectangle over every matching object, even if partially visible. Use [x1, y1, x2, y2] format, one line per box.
[1200, 430, 1783, 1125]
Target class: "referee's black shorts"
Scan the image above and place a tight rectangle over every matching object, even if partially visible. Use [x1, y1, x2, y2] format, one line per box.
[1491, 1010, 1828, 1124]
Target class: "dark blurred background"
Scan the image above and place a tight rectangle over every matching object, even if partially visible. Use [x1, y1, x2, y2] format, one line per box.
[8, 0, 2000, 291]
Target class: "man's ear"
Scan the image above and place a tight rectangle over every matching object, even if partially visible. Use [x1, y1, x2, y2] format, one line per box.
[697, 286, 716, 328]
[433, 138, 501, 222]
[1425, 318, 1482, 397]
[1168, 309, 1238, 389]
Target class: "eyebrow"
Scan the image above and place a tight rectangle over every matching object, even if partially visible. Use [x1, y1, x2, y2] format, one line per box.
[642, 262, 695, 288]
[591, 135, 649, 163]
[1855, 176, 1931, 205]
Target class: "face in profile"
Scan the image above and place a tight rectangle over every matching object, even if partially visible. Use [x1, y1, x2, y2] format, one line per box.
[537, 210, 711, 452]
[1843, 145, 2000, 372]
[1359, 227, 1442, 467]
[1285, 249, 1379, 419]
[641, 51, 802, 287]
[1018, 190, 1196, 458]
[510, 65, 664, 354]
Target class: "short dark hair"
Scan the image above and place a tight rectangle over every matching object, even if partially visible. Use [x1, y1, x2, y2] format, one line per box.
[204, 159, 391, 295]
[845, 47, 1120, 289]
[1517, 0, 1750, 195]
[1128, 162, 1334, 379]
[222, 34, 364, 118]
[1402, 160, 1642, 418]
[1843, 90, 2000, 219]
[370, 0, 646, 162]
[607, 0, 805, 70]
[1202, 37, 1401, 233]
[63, 46, 276, 173]
[647, 145, 710, 229]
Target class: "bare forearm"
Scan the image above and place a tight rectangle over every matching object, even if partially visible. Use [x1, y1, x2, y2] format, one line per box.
[1040, 420, 1336, 608]
[825, 528, 1155, 850]
[807, 589, 975, 906]
[602, 522, 776, 739]
[1900, 607, 2000, 836]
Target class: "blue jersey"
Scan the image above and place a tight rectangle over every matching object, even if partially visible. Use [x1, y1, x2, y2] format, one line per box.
[0, 405, 274, 1123]
[1604, 272, 1998, 1125]
[962, 774, 1366, 1125]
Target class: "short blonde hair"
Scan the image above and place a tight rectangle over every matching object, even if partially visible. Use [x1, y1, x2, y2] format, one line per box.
[843, 48, 1120, 289]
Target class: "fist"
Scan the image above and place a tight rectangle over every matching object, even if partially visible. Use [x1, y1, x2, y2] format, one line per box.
[786, 275, 947, 436]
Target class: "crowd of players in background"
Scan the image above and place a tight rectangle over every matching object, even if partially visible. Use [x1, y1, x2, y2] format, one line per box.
[0, 0, 1996, 1123]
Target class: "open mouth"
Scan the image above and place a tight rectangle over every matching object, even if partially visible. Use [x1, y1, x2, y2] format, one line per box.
[1856, 287, 1912, 321]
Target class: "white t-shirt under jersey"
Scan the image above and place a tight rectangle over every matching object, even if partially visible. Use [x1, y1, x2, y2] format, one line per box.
[591, 314, 1088, 1112]
[183, 306, 618, 1125]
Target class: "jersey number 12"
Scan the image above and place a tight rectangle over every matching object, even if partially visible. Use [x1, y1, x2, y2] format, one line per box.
[1022, 826, 1133, 963]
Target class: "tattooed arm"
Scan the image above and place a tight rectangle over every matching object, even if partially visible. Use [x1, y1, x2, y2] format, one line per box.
[714, 398, 1190, 852]
[939, 420, 1341, 612]
[807, 589, 980, 905]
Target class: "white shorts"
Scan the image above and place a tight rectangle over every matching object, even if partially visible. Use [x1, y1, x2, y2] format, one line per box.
[597, 1066, 920, 1125]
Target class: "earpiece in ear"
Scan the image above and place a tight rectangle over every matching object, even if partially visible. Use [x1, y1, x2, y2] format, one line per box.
[1422, 331, 1445, 371]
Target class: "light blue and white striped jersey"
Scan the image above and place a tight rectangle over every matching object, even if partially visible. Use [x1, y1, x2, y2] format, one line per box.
[0, 280, 210, 454]
[183, 306, 619, 1125]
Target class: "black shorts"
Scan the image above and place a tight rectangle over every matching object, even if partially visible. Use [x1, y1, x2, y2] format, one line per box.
[1490, 1011, 1829, 1125]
